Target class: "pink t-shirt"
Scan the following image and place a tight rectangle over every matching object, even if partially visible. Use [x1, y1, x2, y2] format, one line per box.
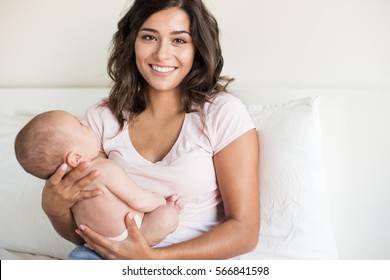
[86, 93, 255, 246]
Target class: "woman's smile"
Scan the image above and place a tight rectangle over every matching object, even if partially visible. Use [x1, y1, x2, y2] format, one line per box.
[150, 64, 177, 75]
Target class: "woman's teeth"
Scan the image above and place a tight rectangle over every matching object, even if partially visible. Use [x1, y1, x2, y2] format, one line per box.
[151, 65, 176, 73]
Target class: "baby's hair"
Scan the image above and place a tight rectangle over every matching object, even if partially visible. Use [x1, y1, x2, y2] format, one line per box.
[14, 111, 71, 179]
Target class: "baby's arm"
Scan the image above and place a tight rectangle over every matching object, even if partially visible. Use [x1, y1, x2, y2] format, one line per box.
[97, 159, 166, 212]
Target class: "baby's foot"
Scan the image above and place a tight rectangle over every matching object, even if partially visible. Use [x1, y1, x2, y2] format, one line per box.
[167, 194, 184, 212]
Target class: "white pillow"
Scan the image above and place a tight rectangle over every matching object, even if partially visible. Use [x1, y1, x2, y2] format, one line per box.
[0, 114, 75, 259]
[241, 96, 337, 259]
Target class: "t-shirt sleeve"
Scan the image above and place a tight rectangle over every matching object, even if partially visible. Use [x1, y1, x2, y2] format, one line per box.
[85, 103, 106, 152]
[205, 94, 256, 154]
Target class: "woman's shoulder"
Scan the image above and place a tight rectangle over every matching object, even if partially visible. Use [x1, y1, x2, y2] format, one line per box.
[210, 92, 242, 104]
[85, 100, 122, 138]
[199, 93, 255, 153]
[86, 101, 116, 123]
[203, 92, 248, 116]
[86, 100, 110, 116]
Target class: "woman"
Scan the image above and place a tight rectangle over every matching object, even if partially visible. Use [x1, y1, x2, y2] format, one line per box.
[42, 0, 259, 260]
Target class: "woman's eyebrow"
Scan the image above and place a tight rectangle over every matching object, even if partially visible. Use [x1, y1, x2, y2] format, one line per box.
[139, 27, 191, 36]
[171, 30, 191, 36]
[139, 27, 159, 33]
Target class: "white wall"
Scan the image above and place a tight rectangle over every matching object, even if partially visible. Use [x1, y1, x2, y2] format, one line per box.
[213, 0, 390, 89]
[1, 0, 390, 259]
[0, 0, 128, 87]
[1, 0, 389, 89]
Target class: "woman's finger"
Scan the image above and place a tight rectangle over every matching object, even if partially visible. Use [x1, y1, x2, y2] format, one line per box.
[123, 213, 153, 259]
[79, 224, 113, 249]
[47, 163, 68, 186]
[62, 161, 91, 187]
[76, 225, 114, 259]
[72, 170, 100, 193]
[125, 213, 140, 237]
[78, 188, 103, 200]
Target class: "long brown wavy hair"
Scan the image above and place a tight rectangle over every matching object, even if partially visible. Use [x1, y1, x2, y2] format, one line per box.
[107, 0, 233, 129]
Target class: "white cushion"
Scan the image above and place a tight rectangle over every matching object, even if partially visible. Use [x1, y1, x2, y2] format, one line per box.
[241, 96, 337, 259]
[0, 114, 75, 259]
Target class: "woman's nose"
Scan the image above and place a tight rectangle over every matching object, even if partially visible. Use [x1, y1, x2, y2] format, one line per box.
[155, 40, 171, 61]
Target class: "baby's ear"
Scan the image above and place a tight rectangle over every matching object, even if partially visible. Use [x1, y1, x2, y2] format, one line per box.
[66, 152, 82, 167]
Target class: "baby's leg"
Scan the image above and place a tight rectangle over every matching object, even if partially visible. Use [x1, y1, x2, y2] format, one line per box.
[140, 194, 184, 246]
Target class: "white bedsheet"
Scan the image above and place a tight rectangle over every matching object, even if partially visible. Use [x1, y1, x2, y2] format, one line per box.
[0, 248, 58, 260]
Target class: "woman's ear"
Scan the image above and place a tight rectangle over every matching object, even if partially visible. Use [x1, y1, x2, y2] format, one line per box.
[66, 152, 82, 167]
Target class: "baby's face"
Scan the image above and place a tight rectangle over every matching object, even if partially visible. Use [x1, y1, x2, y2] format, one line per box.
[56, 111, 100, 160]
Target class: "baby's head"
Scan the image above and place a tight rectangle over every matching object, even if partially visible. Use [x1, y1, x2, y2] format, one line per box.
[14, 110, 100, 179]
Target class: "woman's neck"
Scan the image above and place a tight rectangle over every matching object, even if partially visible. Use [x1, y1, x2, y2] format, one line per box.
[145, 88, 184, 119]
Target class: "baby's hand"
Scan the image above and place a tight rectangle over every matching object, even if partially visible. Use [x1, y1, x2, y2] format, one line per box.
[166, 194, 184, 213]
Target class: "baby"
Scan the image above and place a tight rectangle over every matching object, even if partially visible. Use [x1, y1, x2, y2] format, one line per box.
[14, 110, 183, 255]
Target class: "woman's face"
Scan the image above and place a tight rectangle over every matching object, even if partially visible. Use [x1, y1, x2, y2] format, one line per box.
[135, 7, 195, 94]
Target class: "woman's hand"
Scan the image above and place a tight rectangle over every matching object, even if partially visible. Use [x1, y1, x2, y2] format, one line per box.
[41, 161, 101, 243]
[76, 213, 154, 260]
[42, 161, 101, 217]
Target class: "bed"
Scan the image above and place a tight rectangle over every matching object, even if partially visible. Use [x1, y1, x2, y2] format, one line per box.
[1, 87, 389, 259]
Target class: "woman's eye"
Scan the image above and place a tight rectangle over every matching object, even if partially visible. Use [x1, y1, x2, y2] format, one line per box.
[143, 35, 156, 41]
[174, 38, 186, 44]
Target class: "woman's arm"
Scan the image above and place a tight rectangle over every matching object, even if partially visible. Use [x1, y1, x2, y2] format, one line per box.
[76, 129, 260, 259]
[42, 161, 101, 244]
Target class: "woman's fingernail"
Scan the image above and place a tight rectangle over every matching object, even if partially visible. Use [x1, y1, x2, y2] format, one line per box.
[79, 225, 85, 230]
[127, 212, 134, 219]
